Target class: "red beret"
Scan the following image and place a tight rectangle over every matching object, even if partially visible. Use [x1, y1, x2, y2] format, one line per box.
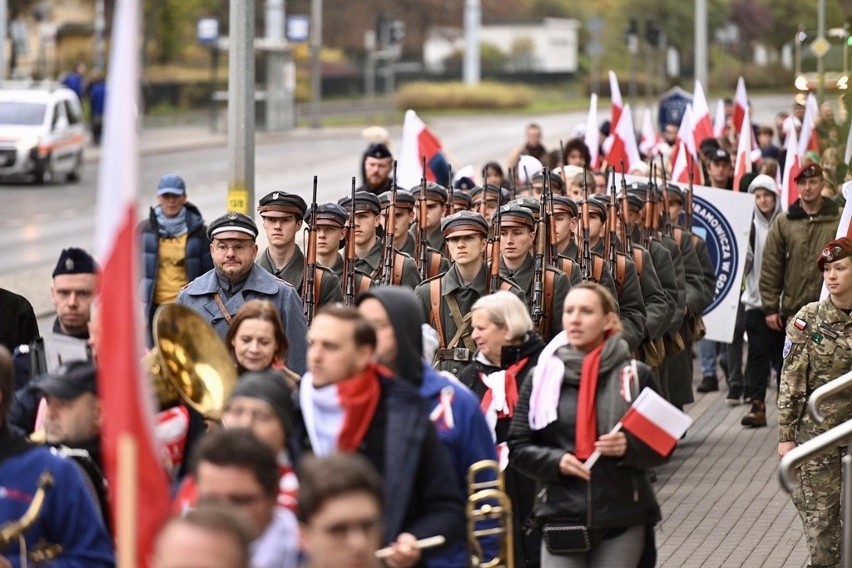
[817, 237, 852, 271]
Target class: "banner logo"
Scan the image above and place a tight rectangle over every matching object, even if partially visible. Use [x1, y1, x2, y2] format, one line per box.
[692, 196, 739, 313]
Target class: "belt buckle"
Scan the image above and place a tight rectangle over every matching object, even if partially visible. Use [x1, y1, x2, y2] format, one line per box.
[453, 348, 470, 361]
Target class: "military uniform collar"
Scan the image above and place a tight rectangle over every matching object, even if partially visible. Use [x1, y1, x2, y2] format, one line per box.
[501, 253, 533, 277]
[443, 263, 487, 295]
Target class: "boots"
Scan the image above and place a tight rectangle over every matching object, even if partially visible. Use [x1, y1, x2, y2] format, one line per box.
[741, 400, 767, 427]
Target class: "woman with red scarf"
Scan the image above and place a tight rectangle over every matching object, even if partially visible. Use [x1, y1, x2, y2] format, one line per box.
[508, 283, 666, 568]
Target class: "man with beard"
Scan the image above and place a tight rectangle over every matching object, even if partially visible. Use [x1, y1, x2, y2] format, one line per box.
[358, 143, 394, 196]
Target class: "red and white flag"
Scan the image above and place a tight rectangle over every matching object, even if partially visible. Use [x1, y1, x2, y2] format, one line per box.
[732, 76, 749, 134]
[584, 92, 600, 168]
[605, 103, 641, 173]
[732, 109, 752, 192]
[608, 70, 623, 129]
[621, 388, 692, 457]
[691, 80, 715, 149]
[797, 93, 821, 157]
[398, 109, 447, 188]
[781, 126, 802, 209]
[670, 104, 703, 184]
[94, 0, 170, 566]
[639, 107, 659, 157]
[712, 98, 726, 139]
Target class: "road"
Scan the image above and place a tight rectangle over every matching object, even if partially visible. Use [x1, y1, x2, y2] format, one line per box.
[0, 93, 793, 319]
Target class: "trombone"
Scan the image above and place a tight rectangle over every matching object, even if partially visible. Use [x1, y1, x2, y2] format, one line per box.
[0, 471, 62, 566]
[467, 460, 514, 568]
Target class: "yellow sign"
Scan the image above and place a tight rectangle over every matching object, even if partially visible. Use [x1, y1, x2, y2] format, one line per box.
[227, 187, 249, 214]
[810, 36, 831, 59]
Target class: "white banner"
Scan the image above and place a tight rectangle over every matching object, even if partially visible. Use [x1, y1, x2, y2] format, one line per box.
[624, 176, 754, 343]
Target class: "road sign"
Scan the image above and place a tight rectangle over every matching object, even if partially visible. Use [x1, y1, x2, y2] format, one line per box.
[810, 36, 830, 58]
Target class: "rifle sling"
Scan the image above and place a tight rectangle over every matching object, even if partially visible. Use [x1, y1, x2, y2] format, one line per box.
[429, 278, 446, 349]
[313, 268, 324, 308]
[540, 269, 555, 337]
[445, 295, 476, 352]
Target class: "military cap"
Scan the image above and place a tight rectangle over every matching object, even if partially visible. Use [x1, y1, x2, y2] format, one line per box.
[441, 211, 489, 238]
[338, 191, 381, 215]
[157, 173, 186, 196]
[583, 196, 608, 221]
[53, 247, 99, 277]
[818, 237, 852, 271]
[454, 177, 477, 191]
[621, 191, 644, 211]
[257, 191, 308, 217]
[411, 182, 448, 204]
[207, 212, 259, 240]
[550, 195, 578, 216]
[379, 188, 416, 210]
[664, 183, 685, 204]
[452, 190, 473, 209]
[470, 184, 509, 203]
[511, 196, 541, 217]
[496, 204, 535, 229]
[31, 360, 96, 399]
[364, 142, 392, 160]
[305, 202, 347, 228]
[795, 163, 823, 182]
[531, 169, 566, 191]
[710, 148, 731, 163]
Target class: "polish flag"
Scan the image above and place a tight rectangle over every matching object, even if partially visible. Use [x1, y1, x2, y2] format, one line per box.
[398, 109, 448, 188]
[797, 93, 821, 156]
[621, 388, 692, 457]
[691, 80, 715, 150]
[732, 76, 749, 134]
[94, 0, 170, 566]
[712, 98, 726, 138]
[781, 127, 802, 209]
[639, 107, 659, 157]
[605, 103, 641, 173]
[820, 181, 852, 300]
[584, 92, 600, 168]
[732, 109, 752, 192]
[669, 104, 704, 184]
[609, 70, 624, 129]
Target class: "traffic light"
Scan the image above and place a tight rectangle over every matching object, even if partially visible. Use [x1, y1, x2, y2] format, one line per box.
[645, 19, 661, 47]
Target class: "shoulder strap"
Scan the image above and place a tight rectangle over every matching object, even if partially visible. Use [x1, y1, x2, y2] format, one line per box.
[631, 248, 644, 280]
[613, 253, 627, 294]
[558, 256, 574, 277]
[428, 251, 442, 279]
[541, 269, 555, 337]
[592, 255, 604, 284]
[358, 274, 372, 295]
[429, 278, 446, 349]
[313, 268, 324, 308]
[391, 252, 406, 286]
[213, 293, 233, 326]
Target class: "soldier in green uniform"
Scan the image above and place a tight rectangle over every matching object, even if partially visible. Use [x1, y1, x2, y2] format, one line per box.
[415, 211, 525, 375]
[529, 169, 565, 197]
[450, 187, 472, 214]
[471, 185, 509, 227]
[494, 203, 571, 341]
[256, 191, 343, 306]
[779, 237, 852, 568]
[308, 202, 372, 297]
[549, 195, 616, 294]
[338, 192, 420, 289]
[381, 189, 449, 276]
[410, 182, 449, 254]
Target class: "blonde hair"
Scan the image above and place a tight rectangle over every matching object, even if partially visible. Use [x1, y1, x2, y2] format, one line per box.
[567, 282, 623, 333]
[470, 291, 533, 341]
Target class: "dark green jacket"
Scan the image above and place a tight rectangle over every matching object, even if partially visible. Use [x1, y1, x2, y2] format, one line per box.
[257, 247, 343, 307]
[498, 254, 571, 341]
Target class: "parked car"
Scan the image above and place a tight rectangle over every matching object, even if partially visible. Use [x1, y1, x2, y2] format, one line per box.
[0, 83, 85, 183]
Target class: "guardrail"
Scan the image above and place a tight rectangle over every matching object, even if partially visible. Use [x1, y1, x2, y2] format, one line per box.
[808, 370, 852, 424]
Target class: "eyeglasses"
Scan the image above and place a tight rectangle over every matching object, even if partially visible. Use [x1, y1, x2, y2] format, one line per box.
[317, 517, 383, 539]
[214, 240, 252, 253]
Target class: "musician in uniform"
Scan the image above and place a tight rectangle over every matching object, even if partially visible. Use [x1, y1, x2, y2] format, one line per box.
[337, 192, 420, 289]
[0, 347, 115, 567]
[255, 191, 342, 307]
[414, 212, 525, 375]
[176, 212, 308, 375]
[307, 203, 373, 297]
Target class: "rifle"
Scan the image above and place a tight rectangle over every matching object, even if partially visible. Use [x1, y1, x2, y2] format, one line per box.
[302, 176, 319, 323]
[686, 154, 695, 230]
[619, 161, 633, 254]
[659, 155, 673, 237]
[380, 161, 398, 286]
[531, 168, 547, 327]
[488, 189, 502, 294]
[343, 177, 357, 306]
[545, 170, 559, 264]
[446, 164, 454, 217]
[579, 164, 592, 282]
[607, 168, 619, 281]
[416, 156, 429, 281]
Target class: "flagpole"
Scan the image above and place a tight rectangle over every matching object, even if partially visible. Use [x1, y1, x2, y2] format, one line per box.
[583, 422, 623, 470]
[118, 434, 139, 568]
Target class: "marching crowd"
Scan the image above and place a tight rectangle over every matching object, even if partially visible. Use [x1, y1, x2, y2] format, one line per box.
[0, 95, 851, 568]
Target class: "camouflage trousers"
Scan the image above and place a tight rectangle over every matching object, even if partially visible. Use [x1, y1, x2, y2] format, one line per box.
[791, 450, 841, 568]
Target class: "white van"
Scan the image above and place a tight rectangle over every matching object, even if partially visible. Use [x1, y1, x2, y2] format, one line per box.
[0, 83, 86, 183]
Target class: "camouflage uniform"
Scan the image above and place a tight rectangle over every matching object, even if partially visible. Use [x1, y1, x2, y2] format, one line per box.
[779, 298, 852, 568]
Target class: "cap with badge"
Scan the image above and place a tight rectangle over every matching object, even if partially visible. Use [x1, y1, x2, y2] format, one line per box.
[53, 247, 99, 277]
[510, 197, 541, 218]
[411, 182, 448, 204]
[496, 204, 535, 229]
[817, 237, 852, 272]
[304, 202, 347, 228]
[207, 212, 259, 241]
[379, 189, 416, 210]
[364, 143, 392, 160]
[710, 148, 731, 163]
[157, 174, 186, 196]
[257, 191, 307, 218]
[454, 177, 476, 191]
[441, 211, 489, 237]
[31, 360, 96, 399]
[664, 183, 685, 204]
[338, 192, 381, 215]
[795, 163, 823, 183]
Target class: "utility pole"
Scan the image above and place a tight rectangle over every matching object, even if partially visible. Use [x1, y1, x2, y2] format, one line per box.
[463, 0, 480, 85]
[817, 0, 826, 104]
[0, 0, 6, 80]
[264, 0, 292, 131]
[695, 0, 708, 87]
[309, 0, 322, 128]
[94, 0, 105, 70]
[227, 0, 255, 214]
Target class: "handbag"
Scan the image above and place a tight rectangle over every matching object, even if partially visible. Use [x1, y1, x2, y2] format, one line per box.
[541, 481, 593, 555]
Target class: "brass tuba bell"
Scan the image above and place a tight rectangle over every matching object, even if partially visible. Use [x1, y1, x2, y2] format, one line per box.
[151, 304, 238, 420]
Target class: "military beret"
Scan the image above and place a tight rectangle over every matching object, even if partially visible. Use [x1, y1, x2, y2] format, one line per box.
[257, 191, 307, 217]
[583, 197, 607, 221]
[497, 204, 535, 229]
[379, 189, 416, 210]
[510, 196, 541, 217]
[531, 169, 565, 191]
[364, 143, 392, 160]
[31, 360, 96, 399]
[411, 182, 448, 204]
[452, 191, 473, 209]
[710, 148, 731, 163]
[454, 176, 477, 191]
[818, 237, 852, 272]
[53, 248, 99, 277]
[664, 183, 685, 204]
[338, 191, 381, 215]
[549, 195, 578, 216]
[441, 211, 489, 238]
[795, 163, 823, 182]
[305, 202, 347, 228]
[157, 173, 186, 196]
[207, 212, 259, 240]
